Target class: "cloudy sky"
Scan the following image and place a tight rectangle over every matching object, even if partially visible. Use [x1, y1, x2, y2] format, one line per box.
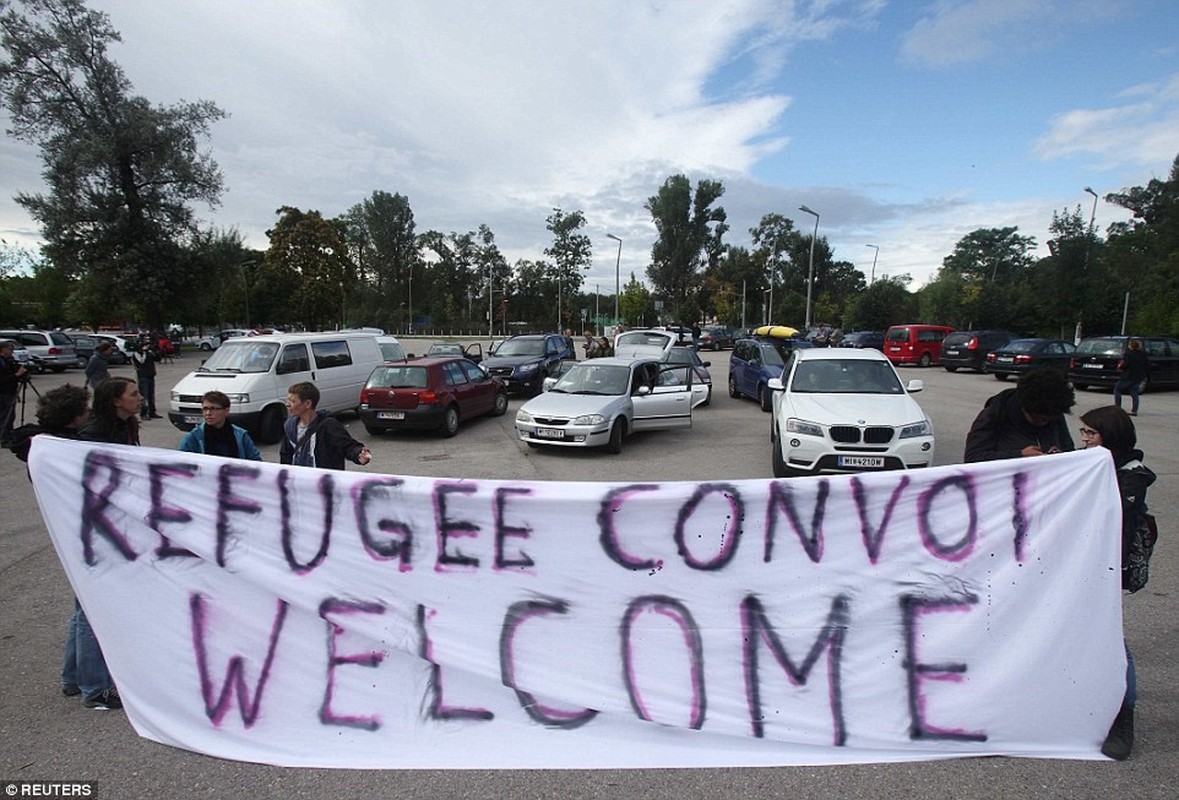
[2, 0, 1177, 293]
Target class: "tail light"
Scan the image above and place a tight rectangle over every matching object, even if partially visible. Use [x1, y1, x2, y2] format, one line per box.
[359, 388, 370, 404]
[419, 390, 438, 404]
[48, 347, 61, 355]
[1070, 358, 1078, 368]
[1014, 355, 1033, 364]
[966, 337, 979, 350]
[1116, 359, 1125, 371]
[986, 353, 997, 362]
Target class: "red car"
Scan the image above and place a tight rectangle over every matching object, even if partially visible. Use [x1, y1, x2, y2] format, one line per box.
[358, 356, 508, 437]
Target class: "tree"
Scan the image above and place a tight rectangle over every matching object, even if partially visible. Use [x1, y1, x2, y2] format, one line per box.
[619, 273, 651, 327]
[264, 207, 352, 330]
[922, 227, 1036, 329]
[645, 175, 728, 321]
[0, 0, 227, 327]
[344, 190, 417, 330]
[544, 208, 592, 331]
[845, 275, 915, 331]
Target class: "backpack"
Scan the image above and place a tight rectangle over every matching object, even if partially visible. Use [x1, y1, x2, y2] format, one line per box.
[1123, 510, 1158, 593]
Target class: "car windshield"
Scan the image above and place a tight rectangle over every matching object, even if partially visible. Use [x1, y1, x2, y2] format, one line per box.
[378, 341, 406, 360]
[428, 343, 462, 356]
[790, 359, 904, 394]
[1076, 338, 1123, 356]
[616, 331, 673, 349]
[200, 341, 278, 373]
[664, 348, 697, 366]
[551, 364, 631, 396]
[368, 365, 429, 389]
[495, 338, 545, 356]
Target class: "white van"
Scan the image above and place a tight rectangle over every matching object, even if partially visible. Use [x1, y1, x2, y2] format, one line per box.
[168, 332, 384, 444]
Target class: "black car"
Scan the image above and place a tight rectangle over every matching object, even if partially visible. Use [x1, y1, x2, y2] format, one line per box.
[984, 338, 1075, 380]
[1069, 335, 1179, 391]
[479, 333, 577, 396]
[839, 330, 884, 350]
[940, 330, 1016, 372]
[698, 325, 736, 351]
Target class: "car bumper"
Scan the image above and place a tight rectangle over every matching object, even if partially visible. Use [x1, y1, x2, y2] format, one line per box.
[780, 437, 935, 474]
[1068, 369, 1119, 385]
[168, 408, 262, 432]
[359, 405, 447, 431]
[515, 420, 612, 448]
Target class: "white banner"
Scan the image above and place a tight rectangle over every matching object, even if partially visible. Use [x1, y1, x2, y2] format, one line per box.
[29, 438, 1125, 768]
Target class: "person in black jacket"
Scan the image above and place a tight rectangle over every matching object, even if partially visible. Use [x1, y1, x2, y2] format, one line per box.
[1079, 405, 1156, 760]
[963, 367, 1075, 462]
[279, 381, 371, 470]
[1114, 338, 1148, 416]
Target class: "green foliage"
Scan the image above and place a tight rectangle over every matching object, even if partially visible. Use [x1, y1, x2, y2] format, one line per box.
[645, 175, 728, 312]
[264, 206, 352, 330]
[544, 208, 592, 331]
[619, 272, 651, 327]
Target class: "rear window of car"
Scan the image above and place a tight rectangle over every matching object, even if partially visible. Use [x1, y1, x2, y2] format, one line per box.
[944, 333, 973, 346]
[1003, 339, 1038, 353]
[886, 328, 909, 341]
[1076, 338, 1123, 356]
[49, 331, 74, 346]
[368, 366, 429, 389]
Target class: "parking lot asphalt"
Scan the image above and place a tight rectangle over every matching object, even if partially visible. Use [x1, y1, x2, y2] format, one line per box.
[1, 341, 1176, 799]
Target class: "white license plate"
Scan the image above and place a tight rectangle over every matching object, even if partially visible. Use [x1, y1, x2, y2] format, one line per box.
[182, 414, 202, 425]
[997, 356, 1013, 363]
[838, 456, 885, 468]
[535, 427, 565, 439]
[1082, 363, 1103, 369]
[377, 411, 405, 420]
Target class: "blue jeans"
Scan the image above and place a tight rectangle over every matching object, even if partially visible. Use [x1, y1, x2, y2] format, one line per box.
[1114, 378, 1140, 414]
[62, 601, 113, 699]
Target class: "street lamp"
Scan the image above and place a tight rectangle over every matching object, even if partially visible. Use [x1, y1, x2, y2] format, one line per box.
[607, 233, 622, 326]
[799, 205, 820, 330]
[1078, 187, 1099, 344]
[238, 260, 256, 328]
[865, 244, 879, 285]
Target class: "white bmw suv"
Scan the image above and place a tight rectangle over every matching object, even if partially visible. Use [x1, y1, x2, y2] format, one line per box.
[767, 348, 935, 478]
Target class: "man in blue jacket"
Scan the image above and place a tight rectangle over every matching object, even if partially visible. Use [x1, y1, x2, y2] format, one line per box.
[178, 390, 262, 460]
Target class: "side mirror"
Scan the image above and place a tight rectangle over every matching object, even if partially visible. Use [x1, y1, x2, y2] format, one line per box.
[635, 385, 651, 396]
[702, 360, 712, 367]
[906, 379, 924, 393]
[767, 377, 784, 391]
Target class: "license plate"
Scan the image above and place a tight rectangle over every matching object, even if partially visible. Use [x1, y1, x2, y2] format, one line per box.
[838, 456, 885, 468]
[997, 356, 1013, 363]
[377, 411, 405, 420]
[945, 348, 961, 356]
[535, 427, 565, 439]
[182, 414, 201, 425]
[1082, 363, 1103, 369]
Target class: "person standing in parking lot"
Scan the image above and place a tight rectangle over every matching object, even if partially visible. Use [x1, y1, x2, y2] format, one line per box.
[0, 339, 28, 447]
[84, 341, 112, 389]
[963, 368, 1075, 462]
[280, 381, 371, 470]
[132, 337, 161, 419]
[178, 390, 262, 460]
[1114, 338, 1147, 416]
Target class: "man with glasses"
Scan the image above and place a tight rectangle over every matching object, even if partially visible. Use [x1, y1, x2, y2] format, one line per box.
[964, 367, 1075, 462]
[177, 390, 263, 460]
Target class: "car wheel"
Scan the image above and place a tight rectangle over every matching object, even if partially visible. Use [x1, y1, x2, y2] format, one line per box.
[758, 384, 772, 412]
[994, 373, 1008, 381]
[1139, 376, 1150, 394]
[526, 441, 541, 449]
[199, 342, 212, 351]
[606, 418, 626, 454]
[258, 405, 285, 445]
[772, 438, 790, 478]
[944, 365, 958, 372]
[491, 392, 509, 416]
[440, 405, 460, 437]
[728, 374, 740, 399]
[702, 385, 712, 407]
[76, 356, 87, 369]
[919, 353, 932, 367]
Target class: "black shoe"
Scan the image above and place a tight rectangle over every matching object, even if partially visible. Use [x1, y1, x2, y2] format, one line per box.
[61, 684, 81, 697]
[149, 413, 163, 419]
[82, 687, 122, 710]
[1101, 705, 1134, 760]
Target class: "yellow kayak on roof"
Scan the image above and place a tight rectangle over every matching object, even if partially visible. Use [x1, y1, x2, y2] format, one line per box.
[752, 324, 800, 339]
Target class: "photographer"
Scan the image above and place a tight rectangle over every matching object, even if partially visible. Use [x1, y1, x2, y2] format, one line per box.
[0, 339, 29, 447]
[131, 335, 161, 419]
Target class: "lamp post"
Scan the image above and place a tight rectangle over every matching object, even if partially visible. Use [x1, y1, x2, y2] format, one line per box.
[865, 244, 879, 285]
[238, 260, 256, 328]
[1078, 186, 1099, 344]
[607, 233, 622, 326]
[799, 205, 820, 330]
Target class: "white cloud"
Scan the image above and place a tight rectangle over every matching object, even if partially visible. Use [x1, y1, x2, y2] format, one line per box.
[1034, 73, 1179, 168]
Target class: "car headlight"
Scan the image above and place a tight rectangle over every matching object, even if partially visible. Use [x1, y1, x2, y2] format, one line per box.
[786, 418, 823, 437]
[572, 413, 606, 426]
[224, 393, 250, 404]
[899, 420, 932, 438]
[517, 362, 540, 374]
[170, 391, 180, 402]
[516, 409, 534, 424]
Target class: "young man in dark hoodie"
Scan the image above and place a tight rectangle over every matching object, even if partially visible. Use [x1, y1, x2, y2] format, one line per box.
[963, 367, 1075, 462]
[279, 381, 371, 470]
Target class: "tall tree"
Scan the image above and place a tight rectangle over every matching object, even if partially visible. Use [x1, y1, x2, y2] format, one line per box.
[544, 208, 592, 331]
[263, 207, 352, 330]
[344, 190, 417, 329]
[645, 175, 727, 322]
[0, 0, 226, 326]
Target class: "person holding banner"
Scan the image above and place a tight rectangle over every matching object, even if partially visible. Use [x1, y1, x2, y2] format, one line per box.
[67, 377, 143, 710]
[1079, 406, 1156, 761]
[963, 368, 1075, 462]
[280, 381, 371, 470]
[178, 390, 262, 460]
